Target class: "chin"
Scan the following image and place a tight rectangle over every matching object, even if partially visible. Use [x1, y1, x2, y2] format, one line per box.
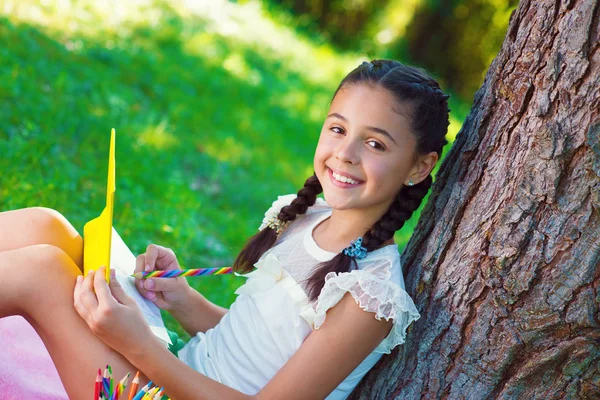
[321, 191, 355, 210]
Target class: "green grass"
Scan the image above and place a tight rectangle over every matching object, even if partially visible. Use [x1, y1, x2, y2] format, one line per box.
[0, 0, 464, 339]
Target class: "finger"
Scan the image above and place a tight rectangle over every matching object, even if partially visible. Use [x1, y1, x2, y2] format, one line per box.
[135, 253, 146, 274]
[143, 277, 184, 293]
[135, 254, 147, 296]
[73, 274, 83, 299]
[109, 269, 135, 306]
[135, 253, 157, 301]
[73, 275, 90, 318]
[80, 270, 99, 311]
[146, 244, 177, 271]
[145, 244, 160, 271]
[93, 266, 117, 307]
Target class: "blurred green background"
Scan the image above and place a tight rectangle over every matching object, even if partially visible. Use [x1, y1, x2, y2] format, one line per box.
[0, 0, 515, 339]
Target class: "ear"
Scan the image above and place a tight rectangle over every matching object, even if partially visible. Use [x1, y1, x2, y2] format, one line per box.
[408, 151, 439, 185]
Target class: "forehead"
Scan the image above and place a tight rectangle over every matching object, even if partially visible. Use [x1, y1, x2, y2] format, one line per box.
[329, 83, 415, 141]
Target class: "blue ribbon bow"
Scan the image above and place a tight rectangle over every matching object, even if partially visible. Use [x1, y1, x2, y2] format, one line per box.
[343, 237, 368, 260]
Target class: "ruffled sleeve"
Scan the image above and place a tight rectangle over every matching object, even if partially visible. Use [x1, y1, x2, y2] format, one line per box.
[313, 268, 420, 354]
[258, 194, 297, 231]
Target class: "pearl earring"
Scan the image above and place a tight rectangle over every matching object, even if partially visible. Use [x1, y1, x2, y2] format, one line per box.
[407, 179, 414, 186]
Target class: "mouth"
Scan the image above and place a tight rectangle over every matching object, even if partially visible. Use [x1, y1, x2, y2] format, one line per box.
[327, 167, 364, 187]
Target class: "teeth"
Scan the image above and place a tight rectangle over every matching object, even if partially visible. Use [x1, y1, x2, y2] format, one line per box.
[333, 171, 359, 185]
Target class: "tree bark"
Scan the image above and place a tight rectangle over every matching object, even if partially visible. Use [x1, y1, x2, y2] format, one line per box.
[352, 0, 600, 398]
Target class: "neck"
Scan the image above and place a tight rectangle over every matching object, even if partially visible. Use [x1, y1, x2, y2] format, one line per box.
[313, 208, 391, 253]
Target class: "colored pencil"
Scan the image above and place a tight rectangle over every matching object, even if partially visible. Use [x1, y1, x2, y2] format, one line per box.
[94, 367, 171, 400]
[132, 267, 232, 279]
[132, 380, 153, 400]
[152, 388, 164, 400]
[103, 366, 111, 397]
[128, 371, 140, 400]
[143, 387, 159, 400]
[95, 368, 102, 400]
[108, 365, 114, 396]
[113, 372, 130, 400]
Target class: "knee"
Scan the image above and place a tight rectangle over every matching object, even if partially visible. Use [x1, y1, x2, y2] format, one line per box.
[26, 207, 75, 235]
[17, 244, 80, 313]
[28, 244, 77, 273]
[24, 207, 83, 269]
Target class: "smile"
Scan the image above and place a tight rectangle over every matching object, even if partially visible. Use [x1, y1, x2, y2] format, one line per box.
[332, 172, 360, 184]
[328, 168, 363, 186]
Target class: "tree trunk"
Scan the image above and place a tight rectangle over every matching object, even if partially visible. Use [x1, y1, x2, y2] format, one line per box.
[352, 0, 600, 398]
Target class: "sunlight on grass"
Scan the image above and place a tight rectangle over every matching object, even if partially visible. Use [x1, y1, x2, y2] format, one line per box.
[137, 121, 179, 150]
[203, 136, 249, 165]
[222, 52, 262, 86]
[3, 0, 363, 89]
[179, 0, 362, 86]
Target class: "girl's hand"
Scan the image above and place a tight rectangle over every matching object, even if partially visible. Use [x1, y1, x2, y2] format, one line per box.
[73, 267, 154, 357]
[134, 244, 192, 311]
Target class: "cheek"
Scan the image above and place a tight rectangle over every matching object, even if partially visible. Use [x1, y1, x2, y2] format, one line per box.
[368, 160, 404, 191]
[313, 135, 330, 164]
[369, 162, 389, 183]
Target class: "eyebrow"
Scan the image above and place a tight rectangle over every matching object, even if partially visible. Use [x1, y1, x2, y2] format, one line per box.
[327, 112, 398, 145]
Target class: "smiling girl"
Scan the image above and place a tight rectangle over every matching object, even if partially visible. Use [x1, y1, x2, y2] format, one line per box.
[0, 59, 449, 399]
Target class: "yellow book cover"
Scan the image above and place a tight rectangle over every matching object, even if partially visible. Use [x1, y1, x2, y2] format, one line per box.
[83, 128, 115, 283]
[82, 129, 171, 346]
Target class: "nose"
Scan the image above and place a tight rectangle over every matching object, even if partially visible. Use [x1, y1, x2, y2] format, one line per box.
[334, 137, 360, 164]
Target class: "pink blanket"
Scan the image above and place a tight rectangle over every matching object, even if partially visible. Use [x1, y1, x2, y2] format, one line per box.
[0, 316, 68, 399]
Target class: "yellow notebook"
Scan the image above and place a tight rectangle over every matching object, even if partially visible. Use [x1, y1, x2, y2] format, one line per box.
[81, 128, 171, 346]
[83, 128, 115, 283]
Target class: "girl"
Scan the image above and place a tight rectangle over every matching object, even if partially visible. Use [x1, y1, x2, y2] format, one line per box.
[0, 59, 449, 399]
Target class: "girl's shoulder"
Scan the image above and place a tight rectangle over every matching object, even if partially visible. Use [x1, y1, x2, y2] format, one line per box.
[314, 246, 419, 354]
[356, 244, 404, 286]
[258, 194, 329, 231]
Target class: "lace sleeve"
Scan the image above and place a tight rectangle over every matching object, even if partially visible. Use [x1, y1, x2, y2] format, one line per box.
[313, 269, 420, 354]
[258, 194, 297, 231]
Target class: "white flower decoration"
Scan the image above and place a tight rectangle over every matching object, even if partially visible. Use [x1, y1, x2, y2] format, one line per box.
[234, 253, 283, 295]
[259, 194, 297, 231]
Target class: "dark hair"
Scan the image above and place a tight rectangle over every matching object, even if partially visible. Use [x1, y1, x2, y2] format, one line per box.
[233, 60, 450, 301]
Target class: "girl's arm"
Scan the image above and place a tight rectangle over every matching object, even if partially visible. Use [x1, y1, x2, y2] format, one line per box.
[128, 335, 255, 399]
[127, 292, 392, 400]
[167, 286, 228, 336]
[80, 267, 392, 399]
[256, 291, 393, 399]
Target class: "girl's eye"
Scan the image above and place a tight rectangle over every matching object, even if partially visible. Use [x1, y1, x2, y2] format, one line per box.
[331, 126, 345, 135]
[367, 140, 385, 151]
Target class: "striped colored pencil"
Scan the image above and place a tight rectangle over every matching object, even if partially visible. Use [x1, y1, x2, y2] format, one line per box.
[128, 371, 140, 400]
[112, 372, 130, 400]
[132, 267, 233, 279]
[103, 366, 111, 397]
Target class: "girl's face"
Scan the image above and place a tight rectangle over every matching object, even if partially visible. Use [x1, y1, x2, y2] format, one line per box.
[314, 83, 420, 219]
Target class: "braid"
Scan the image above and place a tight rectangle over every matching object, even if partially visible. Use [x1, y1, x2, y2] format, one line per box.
[278, 175, 322, 223]
[307, 176, 433, 300]
[232, 174, 322, 274]
[363, 175, 433, 250]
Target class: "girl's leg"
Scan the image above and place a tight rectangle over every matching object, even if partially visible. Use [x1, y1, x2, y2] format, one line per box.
[0, 244, 150, 398]
[0, 207, 83, 269]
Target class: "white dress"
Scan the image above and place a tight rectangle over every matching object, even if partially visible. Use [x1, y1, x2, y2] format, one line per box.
[178, 194, 421, 399]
